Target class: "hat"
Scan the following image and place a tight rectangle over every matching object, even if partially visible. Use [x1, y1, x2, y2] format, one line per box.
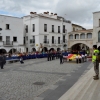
[93, 45, 97, 49]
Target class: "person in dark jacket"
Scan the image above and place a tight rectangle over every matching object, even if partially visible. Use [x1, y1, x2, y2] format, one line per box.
[60, 52, 63, 64]
[0, 54, 4, 69]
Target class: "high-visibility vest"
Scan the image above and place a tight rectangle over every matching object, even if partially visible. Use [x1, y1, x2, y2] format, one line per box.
[92, 49, 99, 62]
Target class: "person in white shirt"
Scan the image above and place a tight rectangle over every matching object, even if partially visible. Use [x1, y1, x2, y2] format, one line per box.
[82, 54, 85, 62]
[84, 53, 87, 62]
[76, 54, 79, 64]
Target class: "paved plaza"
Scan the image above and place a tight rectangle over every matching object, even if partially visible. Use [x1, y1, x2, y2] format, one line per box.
[0, 58, 92, 100]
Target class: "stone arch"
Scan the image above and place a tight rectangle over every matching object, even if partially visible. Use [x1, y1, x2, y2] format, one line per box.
[57, 48, 61, 51]
[42, 47, 48, 52]
[9, 48, 17, 54]
[49, 48, 55, 51]
[71, 43, 89, 51]
[69, 41, 91, 49]
[0, 49, 7, 54]
[32, 48, 36, 52]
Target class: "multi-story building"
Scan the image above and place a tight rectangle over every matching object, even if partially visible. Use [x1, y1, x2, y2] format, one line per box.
[0, 15, 24, 53]
[23, 12, 72, 52]
[93, 11, 100, 47]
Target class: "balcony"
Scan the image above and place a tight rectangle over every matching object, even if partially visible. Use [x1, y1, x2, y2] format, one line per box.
[3, 41, 13, 47]
[63, 39, 67, 43]
[43, 39, 49, 46]
[30, 39, 35, 46]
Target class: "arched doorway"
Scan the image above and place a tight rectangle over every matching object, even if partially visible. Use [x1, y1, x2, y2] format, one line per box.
[71, 43, 89, 52]
[57, 48, 60, 51]
[9, 48, 17, 54]
[49, 48, 54, 51]
[0, 49, 7, 54]
[42, 47, 48, 52]
[32, 48, 36, 52]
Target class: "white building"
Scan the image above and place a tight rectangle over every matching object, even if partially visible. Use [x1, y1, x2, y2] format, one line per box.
[0, 15, 24, 53]
[23, 12, 72, 52]
[93, 11, 100, 47]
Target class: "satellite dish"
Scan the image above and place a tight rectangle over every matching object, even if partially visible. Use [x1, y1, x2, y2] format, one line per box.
[0, 28, 2, 31]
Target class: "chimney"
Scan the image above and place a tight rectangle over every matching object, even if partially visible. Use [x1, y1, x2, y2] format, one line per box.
[54, 13, 57, 15]
[30, 12, 34, 14]
[47, 11, 49, 14]
[51, 13, 53, 15]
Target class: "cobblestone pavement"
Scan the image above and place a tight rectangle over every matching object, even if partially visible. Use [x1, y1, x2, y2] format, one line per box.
[0, 58, 90, 100]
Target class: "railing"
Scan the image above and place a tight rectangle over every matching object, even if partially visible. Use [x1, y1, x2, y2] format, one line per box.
[43, 39, 49, 44]
[3, 41, 13, 46]
[30, 39, 35, 44]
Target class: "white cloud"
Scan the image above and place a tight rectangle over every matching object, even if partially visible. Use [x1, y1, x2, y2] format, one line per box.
[0, 0, 100, 29]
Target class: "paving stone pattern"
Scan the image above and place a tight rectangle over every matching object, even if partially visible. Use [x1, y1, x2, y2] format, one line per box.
[0, 58, 91, 100]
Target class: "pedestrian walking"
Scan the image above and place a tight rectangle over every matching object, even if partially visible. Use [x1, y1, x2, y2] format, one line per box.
[92, 45, 99, 80]
[20, 57, 24, 64]
[82, 54, 85, 62]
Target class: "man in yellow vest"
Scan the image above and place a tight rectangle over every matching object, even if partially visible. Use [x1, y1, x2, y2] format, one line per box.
[92, 45, 99, 80]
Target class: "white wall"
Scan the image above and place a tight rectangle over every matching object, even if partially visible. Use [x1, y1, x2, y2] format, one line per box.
[93, 12, 100, 46]
[0, 15, 24, 53]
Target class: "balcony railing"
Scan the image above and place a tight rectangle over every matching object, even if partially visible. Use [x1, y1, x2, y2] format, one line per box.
[30, 39, 35, 44]
[3, 41, 13, 46]
[44, 39, 49, 44]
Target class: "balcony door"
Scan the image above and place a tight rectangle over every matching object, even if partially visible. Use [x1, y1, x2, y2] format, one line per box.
[6, 36, 10, 45]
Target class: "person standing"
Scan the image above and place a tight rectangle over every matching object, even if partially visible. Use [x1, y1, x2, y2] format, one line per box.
[82, 54, 85, 63]
[0, 54, 4, 69]
[60, 52, 63, 64]
[92, 45, 99, 80]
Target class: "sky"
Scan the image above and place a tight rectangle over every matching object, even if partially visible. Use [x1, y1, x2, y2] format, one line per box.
[0, 0, 100, 29]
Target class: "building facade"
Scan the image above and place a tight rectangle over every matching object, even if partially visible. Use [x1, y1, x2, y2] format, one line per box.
[23, 12, 72, 52]
[0, 15, 24, 53]
[93, 11, 100, 48]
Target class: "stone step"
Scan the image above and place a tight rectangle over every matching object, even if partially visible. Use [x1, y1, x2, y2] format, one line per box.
[58, 67, 93, 100]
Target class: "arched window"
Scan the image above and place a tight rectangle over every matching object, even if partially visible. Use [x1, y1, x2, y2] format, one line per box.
[87, 33, 92, 39]
[69, 34, 73, 39]
[75, 34, 79, 39]
[80, 33, 85, 39]
[98, 31, 100, 42]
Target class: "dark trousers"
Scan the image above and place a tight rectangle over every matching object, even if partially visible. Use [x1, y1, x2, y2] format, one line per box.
[76, 58, 81, 63]
[94, 61, 99, 75]
[0, 63, 4, 69]
[20, 61, 24, 64]
[60, 58, 63, 64]
[82, 57, 84, 63]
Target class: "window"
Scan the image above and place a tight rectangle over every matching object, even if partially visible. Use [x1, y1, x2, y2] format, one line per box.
[44, 24, 47, 32]
[58, 37, 60, 44]
[44, 36, 47, 43]
[80, 33, 85, 39]
[26, 36, 28, 41]
[52, 36, 54, 44]
[0, 36, 2, 41]
[33, 24, 35, 32]
[26, 25, 28, 33]
[98, 31, 100, 42]
[75, 34, 79, 39]
[87, 33, 92, 39]
[58, 26, 60, 33]
[52, 25, 54, 32]
[33, 36, 35, 43]
[73, 28, 75, 31]
[13, 37, 17, 42]
[99, 19, 100, 27]
[6, 24, 10, 29]
[63, 35, 65, 42]
[63, 25, 65, 33]
[69, 34, 73, 39]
